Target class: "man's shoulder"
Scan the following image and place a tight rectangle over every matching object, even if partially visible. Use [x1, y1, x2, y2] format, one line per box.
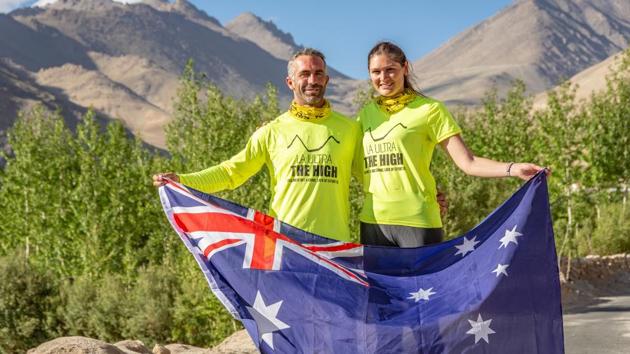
[256, 113, 288, 132]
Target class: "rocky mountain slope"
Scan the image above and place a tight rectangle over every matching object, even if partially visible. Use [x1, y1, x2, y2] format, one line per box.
[1, 0, 627, 148]
[1, 0, 359, 148]
[226, 12, 364, 114]
[532, 50, 625, 109]
[413, 0, 630, 105]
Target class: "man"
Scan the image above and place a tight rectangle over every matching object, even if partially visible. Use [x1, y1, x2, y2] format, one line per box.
[153, 49, 361, 242]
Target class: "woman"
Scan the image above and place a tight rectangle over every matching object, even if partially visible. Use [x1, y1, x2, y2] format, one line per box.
[357, 41, 546, 247]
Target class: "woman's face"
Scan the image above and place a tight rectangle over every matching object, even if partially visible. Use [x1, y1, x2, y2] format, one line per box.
[369, 54, 408, 97]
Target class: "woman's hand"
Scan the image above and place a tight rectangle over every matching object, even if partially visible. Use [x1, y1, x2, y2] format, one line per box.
[510, 163, 550, 180]
[152, 172, 179, 187]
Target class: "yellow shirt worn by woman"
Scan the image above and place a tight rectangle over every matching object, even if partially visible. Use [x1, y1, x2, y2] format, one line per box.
[357, 95, 461, 228]
[179, 105, 361, 242]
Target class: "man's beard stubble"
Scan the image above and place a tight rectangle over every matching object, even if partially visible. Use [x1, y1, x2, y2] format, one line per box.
[300, 84, 326, 106]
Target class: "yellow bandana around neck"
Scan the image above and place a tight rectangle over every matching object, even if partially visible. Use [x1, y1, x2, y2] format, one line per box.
[288, 100, 331, 121]
[375, 89, 417, 114]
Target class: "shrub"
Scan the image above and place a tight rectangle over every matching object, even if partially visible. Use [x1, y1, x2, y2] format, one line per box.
[0, 253, 60, 353]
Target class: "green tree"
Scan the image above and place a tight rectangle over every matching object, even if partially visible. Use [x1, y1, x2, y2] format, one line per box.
[166, 60, 278, 211]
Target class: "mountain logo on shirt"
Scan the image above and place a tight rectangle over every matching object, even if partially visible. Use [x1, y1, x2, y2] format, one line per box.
[287, 135, 340, 152]
[366, 123, 408, 142]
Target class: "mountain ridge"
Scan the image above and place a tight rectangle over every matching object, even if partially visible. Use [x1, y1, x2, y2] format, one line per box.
[1, 0, 627, 149]
[413, 0, 630, 104]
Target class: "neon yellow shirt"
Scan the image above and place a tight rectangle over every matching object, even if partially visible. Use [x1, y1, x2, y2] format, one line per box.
[179, 111, 361, 241]
[357, 96, 462, 228]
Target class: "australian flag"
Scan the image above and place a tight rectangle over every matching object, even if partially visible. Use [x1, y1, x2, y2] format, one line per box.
[159, 172, 564, 353]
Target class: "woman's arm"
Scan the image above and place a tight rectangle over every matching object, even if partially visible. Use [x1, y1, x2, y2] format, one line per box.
[440, 134, 546, 180]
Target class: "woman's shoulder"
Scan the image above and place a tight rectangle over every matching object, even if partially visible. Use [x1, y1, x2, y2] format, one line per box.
[409, 95, 444, 108]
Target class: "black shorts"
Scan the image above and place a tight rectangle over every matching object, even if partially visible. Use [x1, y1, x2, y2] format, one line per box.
[360, 222, 444, 248]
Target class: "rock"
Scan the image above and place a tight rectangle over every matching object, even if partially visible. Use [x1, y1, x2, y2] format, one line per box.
[114, 340, 151, 353]
[152, 344, 170, 354]
[164, 343, 212, 354]
[28, 336, 125, 354]
[210, 330, 258, 354]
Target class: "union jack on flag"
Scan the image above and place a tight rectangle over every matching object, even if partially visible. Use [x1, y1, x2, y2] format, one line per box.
[159, 173, 564, 353]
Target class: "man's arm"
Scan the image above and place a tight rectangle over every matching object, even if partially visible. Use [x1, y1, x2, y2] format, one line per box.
[153, 128, 268, 192]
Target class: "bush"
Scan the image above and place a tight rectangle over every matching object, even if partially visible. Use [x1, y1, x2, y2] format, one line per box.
[123, 264, 179, 344]
[591, 202, 630, 255]
[0, 253, 60, 353]
[171, 257, 240, 347]
[59, 272, 129, 342]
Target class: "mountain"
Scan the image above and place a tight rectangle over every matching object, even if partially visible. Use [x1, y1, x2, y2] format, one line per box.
[1, 0, 360, 148]
[2, 0, 627, 148]
[226, 12, 298, 61]
[532, 50, 625, 109]
[226, 12, 364, 113]
[413, 0, 630, 105]
[0, 58, 88, 131]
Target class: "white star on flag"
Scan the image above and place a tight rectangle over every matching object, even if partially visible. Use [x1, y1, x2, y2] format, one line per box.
[454, 236, 480, 257]
[246, 291, 290, 349]
[498, 225, 522, 249]
[466, 313, 496, 344]
[492, 263, 509, 277]
[408, 287, 436, 302]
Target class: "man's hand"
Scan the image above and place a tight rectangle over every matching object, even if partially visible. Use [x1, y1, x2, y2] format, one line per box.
[437, 191, 448, 217]
[152, 172, 179, 187]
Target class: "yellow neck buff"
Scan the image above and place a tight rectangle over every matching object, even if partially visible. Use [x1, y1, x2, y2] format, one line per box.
[288, 100, 331, 122]
[375, 89, 417, 114]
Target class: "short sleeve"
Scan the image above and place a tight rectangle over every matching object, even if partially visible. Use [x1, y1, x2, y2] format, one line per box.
[428, 101, 462, 143]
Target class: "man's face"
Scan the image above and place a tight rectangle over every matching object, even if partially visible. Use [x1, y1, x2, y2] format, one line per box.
[286, 55, 329, 107]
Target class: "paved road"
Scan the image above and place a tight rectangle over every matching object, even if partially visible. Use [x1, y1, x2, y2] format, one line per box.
[563, 296, 630, 354]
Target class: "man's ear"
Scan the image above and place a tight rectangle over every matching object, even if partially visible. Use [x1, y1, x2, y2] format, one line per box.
[286, 76, 295, 91]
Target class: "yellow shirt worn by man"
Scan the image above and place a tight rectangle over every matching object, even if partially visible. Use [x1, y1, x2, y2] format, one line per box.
[357, 95, 461, 228]
[180, 104, 360, 242]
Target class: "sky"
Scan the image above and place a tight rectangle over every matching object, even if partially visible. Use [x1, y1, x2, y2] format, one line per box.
[194, 0, 514, 79]
[1, 0, 515, 79]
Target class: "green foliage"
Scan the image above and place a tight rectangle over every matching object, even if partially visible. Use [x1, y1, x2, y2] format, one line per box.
[0, 253, 60, 353]
[347, 178, 364, 243]
[352, 80, 375, 109]
[59, 273, 128, 342]
[590, 202, 630, 255]
[0, 107, 78, 273]
[0, 107, 170, 279]
[166, 60, 278, 211]
[171, 258, 240, 346]
[124, 264, 179, 343]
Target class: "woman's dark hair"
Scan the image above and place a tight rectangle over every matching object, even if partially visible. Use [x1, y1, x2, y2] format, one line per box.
[367, 41, 424, 96]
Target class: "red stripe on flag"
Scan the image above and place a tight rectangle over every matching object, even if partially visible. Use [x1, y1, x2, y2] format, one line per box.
[305, 243, 361, 252]
[203, 239, 243, 258]
[250, 230, 277, 270]
[174, 212, 256, 234]
[254, 212, 275, 229]
[249, 211, 279, 270]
